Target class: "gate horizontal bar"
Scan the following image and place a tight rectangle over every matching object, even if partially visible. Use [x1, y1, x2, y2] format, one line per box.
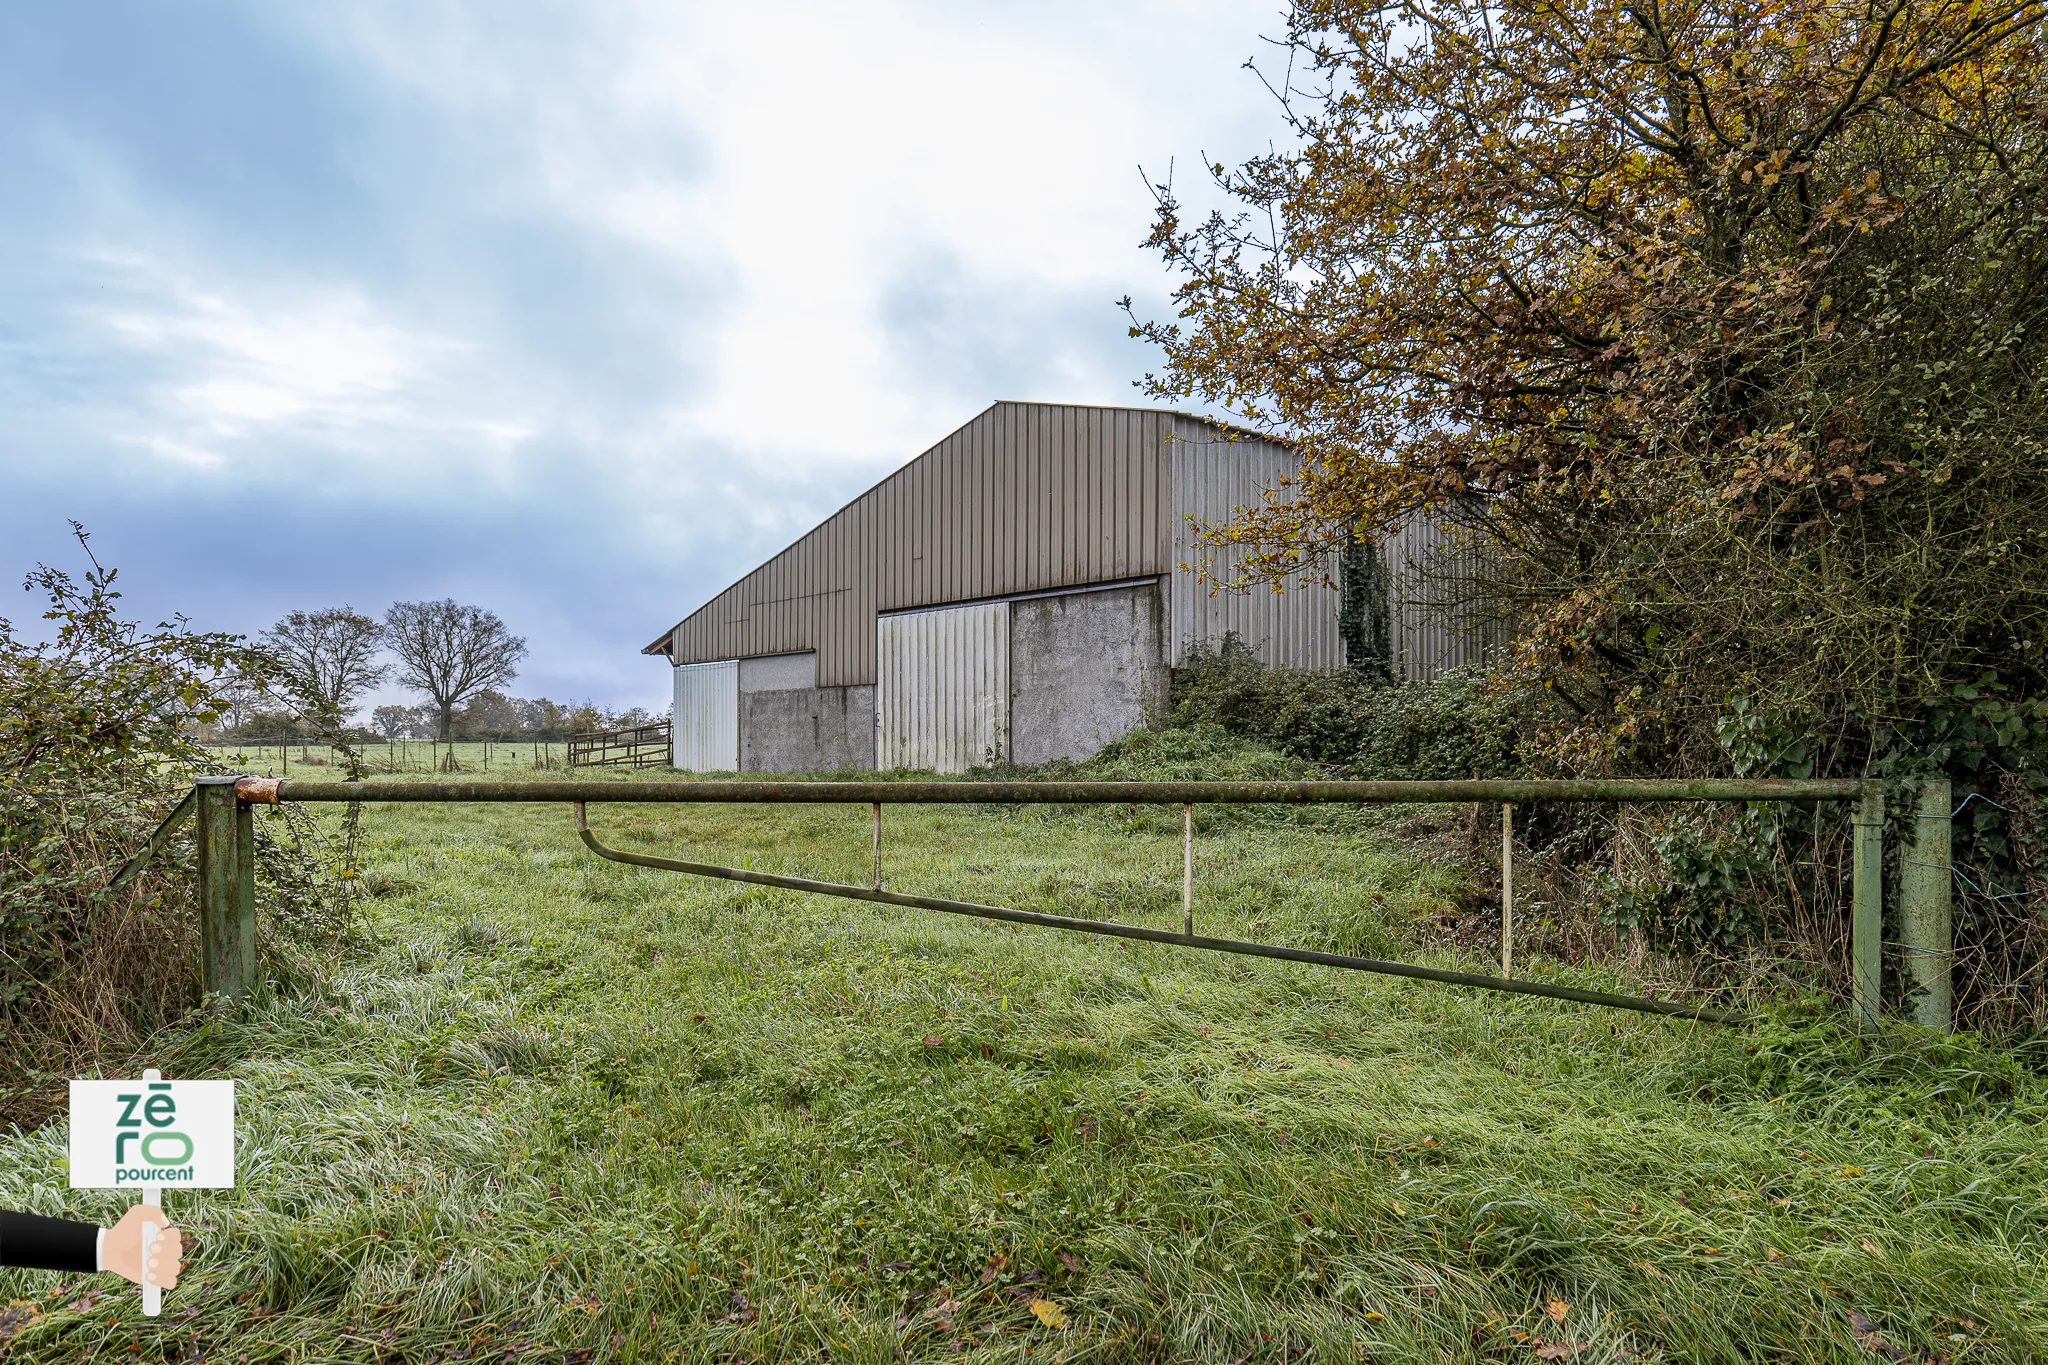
[573, 805, 1741, 1025]
[257, 776, 1870, 805]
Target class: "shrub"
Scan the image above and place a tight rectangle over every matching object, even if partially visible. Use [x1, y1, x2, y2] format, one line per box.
[0, 531, 346, 1123]
[1349, 668, 1527, 781]
[1169, 637, 1529, 778]
[1057, 721, 1321, 784]
[1168, 637, 1375, 763]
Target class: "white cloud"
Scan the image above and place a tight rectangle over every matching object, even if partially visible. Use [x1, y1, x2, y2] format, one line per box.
[268, 0, 1281, 477]
[76, 248, 538, 480]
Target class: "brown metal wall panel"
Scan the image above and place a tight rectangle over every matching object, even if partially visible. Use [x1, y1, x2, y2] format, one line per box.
[969, 424, 987, 598]
[1382, 513, 1504, 680]
[1167, 416, 1343, 670]
[660, 401, 1354, 689]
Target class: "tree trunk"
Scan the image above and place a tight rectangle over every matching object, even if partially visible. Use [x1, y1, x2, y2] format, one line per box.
[438, 703, 454, 741]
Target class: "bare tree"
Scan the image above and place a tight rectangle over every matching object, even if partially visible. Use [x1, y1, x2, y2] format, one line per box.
[383, 600, 527, 739]
[262, 607, 390, 734]
[214, 670, 270, 733]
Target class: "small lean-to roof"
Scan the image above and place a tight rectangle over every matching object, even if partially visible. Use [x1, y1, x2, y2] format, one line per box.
[643, 400, 1293, 688]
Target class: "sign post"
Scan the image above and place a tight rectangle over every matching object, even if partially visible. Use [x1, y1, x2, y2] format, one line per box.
[69, 1068, 235, 1316]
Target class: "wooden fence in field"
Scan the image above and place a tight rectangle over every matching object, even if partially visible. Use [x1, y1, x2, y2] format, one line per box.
[567, 720, 672, 770]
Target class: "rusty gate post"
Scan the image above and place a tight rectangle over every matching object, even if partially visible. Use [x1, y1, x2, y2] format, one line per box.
[1852, 785, 1887, 1032]
[195, 776, 257, 1000]
[1899, 777, 1953, 1030]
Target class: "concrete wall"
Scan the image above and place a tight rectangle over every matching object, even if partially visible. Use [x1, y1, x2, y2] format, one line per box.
[739, 683, 876, 772]
[740, 651, 818, 692]
[1008, 582, 1168, 766]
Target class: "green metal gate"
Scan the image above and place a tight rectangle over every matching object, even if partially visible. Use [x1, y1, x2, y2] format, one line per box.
[118, 774, 1955, 1030]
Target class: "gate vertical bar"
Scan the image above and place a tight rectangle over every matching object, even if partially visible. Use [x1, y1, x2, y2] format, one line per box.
[1182, 803, 1194, 940]
[1899, 777, 1953, 1030]
[1501, 803, 1515, 979]
[195, 776, 257, 1000]
[1852, 785, 1886, 1031]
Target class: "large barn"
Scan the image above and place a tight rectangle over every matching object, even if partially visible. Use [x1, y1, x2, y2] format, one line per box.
[644, 401, 1481, 773]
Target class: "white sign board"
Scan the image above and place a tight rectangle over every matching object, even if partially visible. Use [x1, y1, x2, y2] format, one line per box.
[68, 1078, 236, 1190]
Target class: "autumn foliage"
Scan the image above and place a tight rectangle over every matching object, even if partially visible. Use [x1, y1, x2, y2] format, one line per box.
[1137, 0, 2048, 773]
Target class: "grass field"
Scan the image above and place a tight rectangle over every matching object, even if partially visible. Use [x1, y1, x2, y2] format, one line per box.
[3, 751, 2045, 1362]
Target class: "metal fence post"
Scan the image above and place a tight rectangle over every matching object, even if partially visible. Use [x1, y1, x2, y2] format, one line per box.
[1501, 802, 1515, 979]
[1852, 785, 1886, 1031]
[1899, 777, 1953, 1030]
[194, 776, 257, 1000]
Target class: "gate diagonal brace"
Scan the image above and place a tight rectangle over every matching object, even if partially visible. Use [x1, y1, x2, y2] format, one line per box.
[571, 803, 1740, 1025]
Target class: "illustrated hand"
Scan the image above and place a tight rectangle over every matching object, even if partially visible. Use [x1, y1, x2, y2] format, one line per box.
[104, 1204, 183, 1290]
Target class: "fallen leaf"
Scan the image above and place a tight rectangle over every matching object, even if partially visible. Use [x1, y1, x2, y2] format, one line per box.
[1058, 1251, 1082, 1273]
[923, 1035, 945, 1048]
[980, 1042, 994, 1058]
[1362, 1310, 1386, 1322]
[1632, 1260, 1667, 1280]
[1544, 1299, 1571, 1324]
[1534, 1342, 1583, 1360]
[979, 1253, 1008, 1285]
[1848, 1309, 1908, 1362]
[0, 1301, 42, 1342]
[1765, 1247, 1788, 1263]
[1027, 1298, 1068, 1329]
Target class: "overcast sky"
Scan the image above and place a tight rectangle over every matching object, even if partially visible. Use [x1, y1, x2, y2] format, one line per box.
[1, 2, 1288, 716]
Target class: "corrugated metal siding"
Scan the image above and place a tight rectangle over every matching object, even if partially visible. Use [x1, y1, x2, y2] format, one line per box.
[662, 402, 1179, 687]
[876, 602, 1009, 773]
[657, 401, 1496, 689]
[1167, 417, 1342, 669]
[672, 660, 739, 771]
[1383, 515, 1503, 681]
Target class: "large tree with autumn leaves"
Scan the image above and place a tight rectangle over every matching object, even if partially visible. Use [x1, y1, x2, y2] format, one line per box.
[1136, 0, 2048, 778]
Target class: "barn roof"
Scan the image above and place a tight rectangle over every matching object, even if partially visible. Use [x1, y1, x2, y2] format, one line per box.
[642, 401, 1294, 688]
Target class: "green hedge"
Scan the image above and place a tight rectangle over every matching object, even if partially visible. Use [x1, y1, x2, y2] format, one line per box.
[1168, 638, 1526, 778]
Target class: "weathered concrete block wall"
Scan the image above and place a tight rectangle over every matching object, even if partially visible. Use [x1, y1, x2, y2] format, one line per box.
[739, 683, 876, 772]
[1008, 583, 1168, 766]
[739, 651, 818, 693]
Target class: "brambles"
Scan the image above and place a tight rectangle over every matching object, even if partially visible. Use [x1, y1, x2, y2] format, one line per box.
[0, 529, 350, 1121]
[1168, 639, 1527, 779]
